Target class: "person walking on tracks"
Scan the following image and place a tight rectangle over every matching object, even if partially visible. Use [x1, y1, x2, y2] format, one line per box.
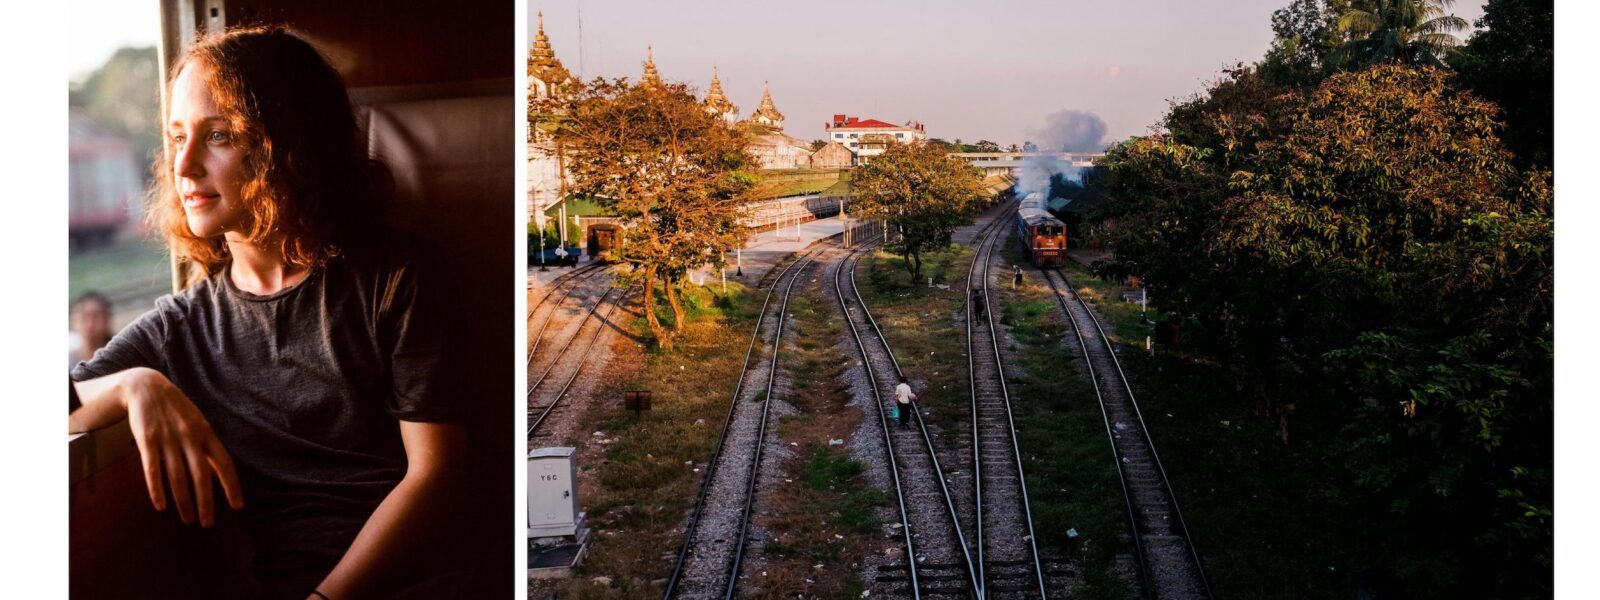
[971, 288, 988, 321]
[895, 375, 917, 428]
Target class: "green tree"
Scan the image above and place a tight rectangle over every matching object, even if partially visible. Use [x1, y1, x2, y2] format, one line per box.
[70, 46, 161, 171]
[1098, 64, 1552, 596]
[1334, 0, 1468, 68]
[849, 143, 985, 279]
[556, 78, 759, 348]
[1259, 0, 1351, 85]
[1449, 0, 1553, 168]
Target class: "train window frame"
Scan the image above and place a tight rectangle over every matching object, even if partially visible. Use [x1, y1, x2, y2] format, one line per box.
[72, 0, 230, 470]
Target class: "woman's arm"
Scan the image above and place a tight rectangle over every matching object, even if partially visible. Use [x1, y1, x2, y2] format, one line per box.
[68, 370, 138, 434]
[69, 367, 245, 527]
[311, 420, 466, 600]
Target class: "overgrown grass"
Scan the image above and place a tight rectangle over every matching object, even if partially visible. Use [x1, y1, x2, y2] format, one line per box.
[754, 292, 885, 599]
[1062, 258, 1359, 598]
[855, 244, 972, 428]
[1057, 260, 1161, 348]
[753, 168, 848, 199]
[553, 280, 762, 598]
[997, 245, 1132, 600]
[68, 237, 170, 327]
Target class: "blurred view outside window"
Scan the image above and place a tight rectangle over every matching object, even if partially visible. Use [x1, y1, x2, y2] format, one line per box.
[68, 36, 165, 344]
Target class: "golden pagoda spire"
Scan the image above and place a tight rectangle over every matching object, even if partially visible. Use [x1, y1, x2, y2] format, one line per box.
[640, 45, 663, 89]
[751, 80, 785, 128]
[531, 12, 554, 63]
[527, 11, 571, 88]
[703, 65, 738, 119]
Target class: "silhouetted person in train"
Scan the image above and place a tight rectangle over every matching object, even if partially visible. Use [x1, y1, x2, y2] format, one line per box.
[68, 26, 470, 600]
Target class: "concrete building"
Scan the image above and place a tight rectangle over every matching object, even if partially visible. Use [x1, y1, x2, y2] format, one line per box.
[823, 114, 926, 161]
[809, 141, 855, 168]
[747, 132, 813, 169]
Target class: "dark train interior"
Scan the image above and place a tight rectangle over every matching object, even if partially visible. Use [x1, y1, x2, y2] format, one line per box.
[68, 0, 514, 596]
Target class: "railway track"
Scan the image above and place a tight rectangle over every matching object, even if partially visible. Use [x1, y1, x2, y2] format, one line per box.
[835, 238, 980, 599]
[528, 261, 608, 367]
[1039, 268, 1212, 599]
[527, 285, 626, 439]
[662, 240, 832, 600]
[964, 209, 1054, 598]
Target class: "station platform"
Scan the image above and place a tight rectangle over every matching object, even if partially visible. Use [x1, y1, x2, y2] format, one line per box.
[528, 216, 849, 291]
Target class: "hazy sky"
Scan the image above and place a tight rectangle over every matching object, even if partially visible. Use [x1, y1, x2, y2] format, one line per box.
[68, 1, 160, 81]
[530, 0, 1484, 147]
[64, 0, 1486, 145]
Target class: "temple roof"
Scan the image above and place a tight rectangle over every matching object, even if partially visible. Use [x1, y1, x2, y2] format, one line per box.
[703, 66, 738, 114]
[640, 46, 663, 89]
[527, 11, 572, 84]
[751, 82, 784, 123]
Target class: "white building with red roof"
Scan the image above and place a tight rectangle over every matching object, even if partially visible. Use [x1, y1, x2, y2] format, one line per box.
[824, 114, 927, 161]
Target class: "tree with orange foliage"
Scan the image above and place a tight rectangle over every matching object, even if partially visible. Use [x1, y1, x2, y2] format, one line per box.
[556, 79, 759, 348]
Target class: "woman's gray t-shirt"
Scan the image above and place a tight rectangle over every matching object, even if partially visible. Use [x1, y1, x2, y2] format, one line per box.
[70, 234, 460, 589]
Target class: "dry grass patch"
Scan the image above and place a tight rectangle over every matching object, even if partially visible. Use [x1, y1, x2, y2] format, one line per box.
[854, 245, 972, 432]
[549, 282, 762, 598]
[747, 291, 888, 599]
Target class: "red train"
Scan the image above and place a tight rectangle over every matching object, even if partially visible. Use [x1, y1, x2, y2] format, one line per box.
[1015, 192, 1066, 268]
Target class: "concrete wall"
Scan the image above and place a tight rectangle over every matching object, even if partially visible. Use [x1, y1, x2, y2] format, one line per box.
[810, 142, 854, 169]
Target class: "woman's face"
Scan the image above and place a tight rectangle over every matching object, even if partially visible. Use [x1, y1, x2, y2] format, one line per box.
[168, 62, 249, 239]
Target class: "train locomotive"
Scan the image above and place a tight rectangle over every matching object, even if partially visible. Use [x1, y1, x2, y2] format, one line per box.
[1015, 192, 1067, 268]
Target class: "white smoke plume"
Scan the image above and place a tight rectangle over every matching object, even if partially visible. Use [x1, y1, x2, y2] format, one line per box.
[1014, 109, 1105, 199]
[1015, 158, 1084, 201]
[1031, 110, 1108, 153]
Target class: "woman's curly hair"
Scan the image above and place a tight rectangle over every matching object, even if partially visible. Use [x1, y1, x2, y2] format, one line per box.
[151, 25, 390, 284]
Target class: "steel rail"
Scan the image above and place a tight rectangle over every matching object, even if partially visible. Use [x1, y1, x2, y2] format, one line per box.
[528, 286, 618, 396]
[723, 247, 819, 599]
[831, 236, 930, 599]
[661, 238, 836, 599]
[528, 261, 607, 366]
[966, 206, 1047, 598]
[526, 286, 623, 437]
[1040, 268, 1212, 599]
[845, 230, 984, 598]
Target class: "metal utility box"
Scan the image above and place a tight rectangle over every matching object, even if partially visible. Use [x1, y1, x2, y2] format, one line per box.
[527, 447, 584, 539]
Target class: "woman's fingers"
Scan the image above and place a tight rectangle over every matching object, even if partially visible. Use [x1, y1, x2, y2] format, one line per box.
[163, 447, 195, 525]
[123, 372, 245, 525]
[133, 432, 167, 512]
[187, 449, 215, 528]
[207, 437, 245, 510]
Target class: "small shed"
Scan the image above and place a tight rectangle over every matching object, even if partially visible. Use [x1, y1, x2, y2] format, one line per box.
[809, 141, 855, 169]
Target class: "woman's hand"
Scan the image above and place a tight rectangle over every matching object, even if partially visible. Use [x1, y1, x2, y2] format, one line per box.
[119, 367, 245, 527]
